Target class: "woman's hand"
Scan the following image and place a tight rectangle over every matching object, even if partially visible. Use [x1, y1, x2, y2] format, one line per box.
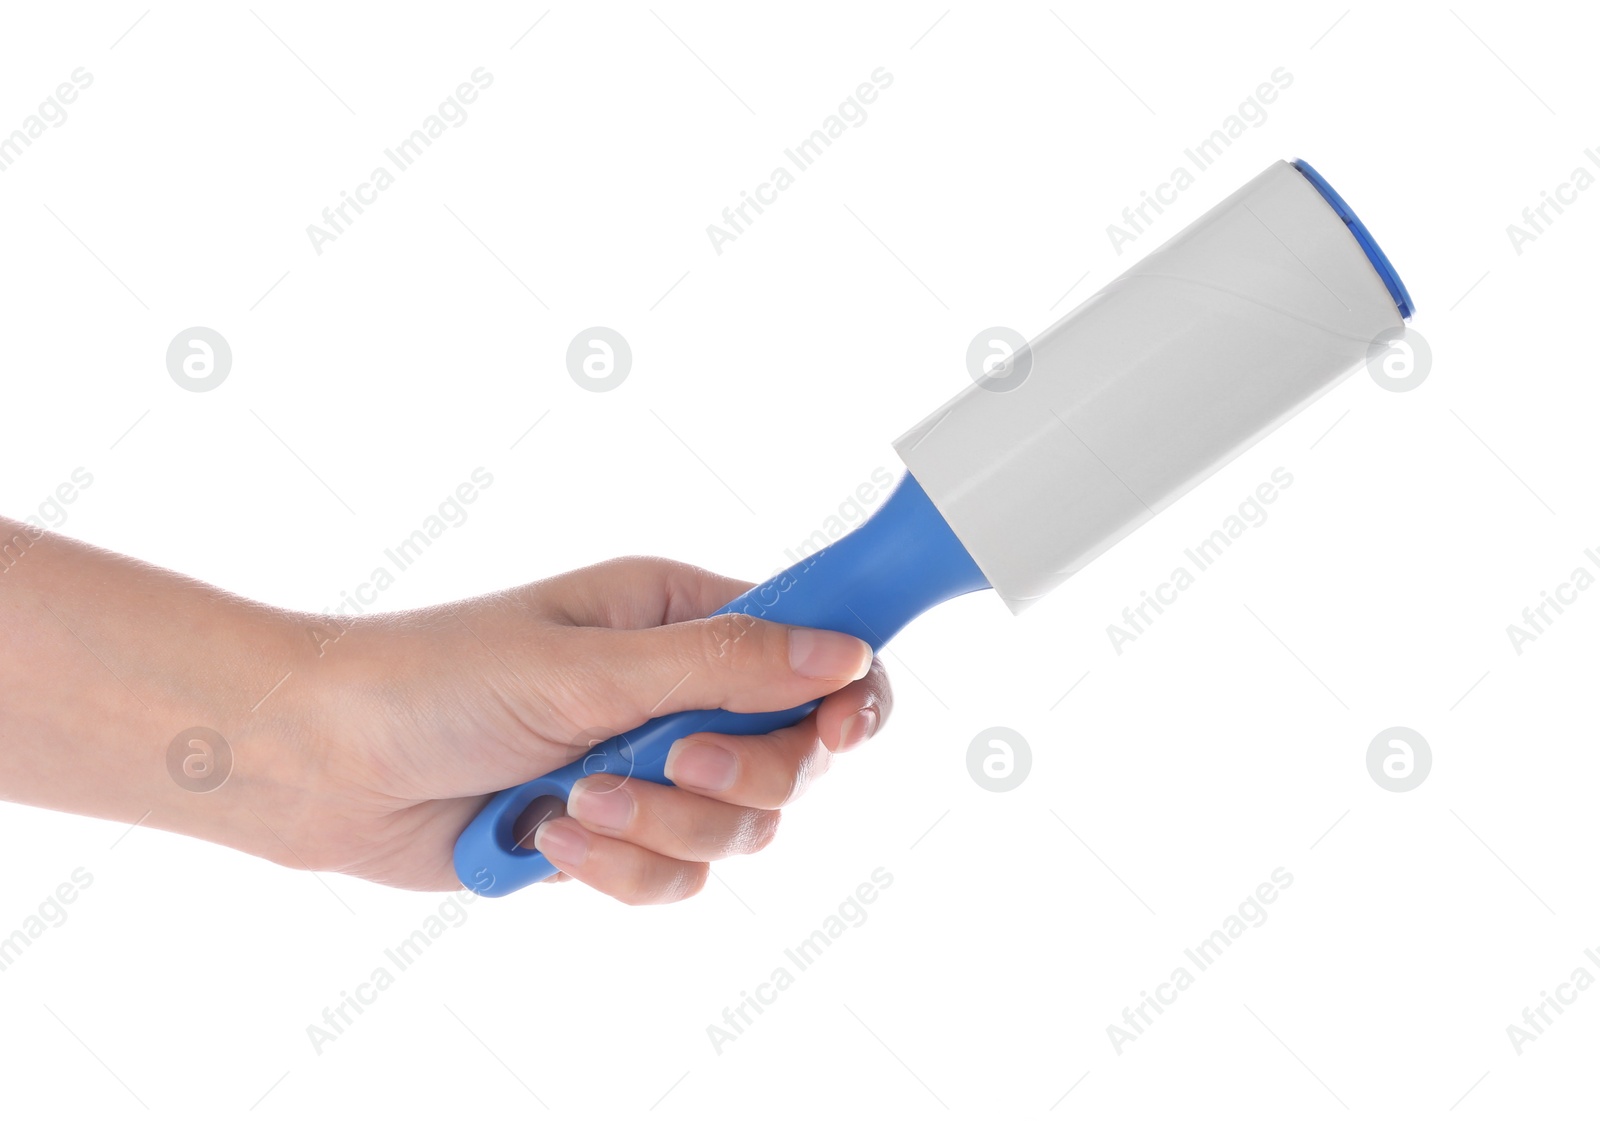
[292, 556, 893, 900]
[0, 522, 892, 904]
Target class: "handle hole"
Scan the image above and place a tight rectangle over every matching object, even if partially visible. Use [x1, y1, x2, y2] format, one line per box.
[512, 794, 569, 853]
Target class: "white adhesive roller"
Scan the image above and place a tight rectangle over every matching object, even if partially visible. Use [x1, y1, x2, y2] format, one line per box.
[895, 159, 1408, 611]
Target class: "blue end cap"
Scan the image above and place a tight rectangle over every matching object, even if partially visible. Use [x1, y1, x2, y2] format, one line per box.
[1292, 159, 1414, 320]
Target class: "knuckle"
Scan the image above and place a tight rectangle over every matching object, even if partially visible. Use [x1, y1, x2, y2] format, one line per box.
[630, 862, 706, 906]
[603, 553, 673, 581]
[776, 741, 831, 807]
[775, 763, 805, 808]
[613, 861, 656, 906]
[697, 612, 765, 670]
[614, 855, 707, 907]
[672, 862, 710, 902]
[739, 809, 782, 855]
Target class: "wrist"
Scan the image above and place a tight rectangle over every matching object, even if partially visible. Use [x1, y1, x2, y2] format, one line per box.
[132, 600, 332, 863]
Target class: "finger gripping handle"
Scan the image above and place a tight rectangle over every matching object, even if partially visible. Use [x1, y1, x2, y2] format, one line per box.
[453, 473, 991, 897]
[455, 704, 817, 897]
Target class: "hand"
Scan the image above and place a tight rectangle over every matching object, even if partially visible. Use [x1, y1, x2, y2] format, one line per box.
[0, 523, 893, 905]
[294, 556, 894, 900]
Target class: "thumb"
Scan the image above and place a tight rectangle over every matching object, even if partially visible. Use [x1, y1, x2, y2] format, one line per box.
[569, 614, 873, 730]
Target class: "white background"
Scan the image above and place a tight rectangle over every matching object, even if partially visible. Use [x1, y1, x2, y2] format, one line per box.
[0, 2, 1596, 1117]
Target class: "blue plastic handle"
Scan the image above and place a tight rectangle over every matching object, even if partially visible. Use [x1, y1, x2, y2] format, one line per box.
[453, 472, 991, 896]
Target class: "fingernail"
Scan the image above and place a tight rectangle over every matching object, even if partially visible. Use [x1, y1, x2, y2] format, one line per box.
[837, 707, 878, 752]
[569, 780, 633, 831]
[789, 627, 871, 680]
[533, 818, 588, 866]
[666, 739, 738, 792]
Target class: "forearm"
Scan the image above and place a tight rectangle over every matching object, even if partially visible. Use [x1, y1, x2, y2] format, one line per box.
[0, 518, 319, 852]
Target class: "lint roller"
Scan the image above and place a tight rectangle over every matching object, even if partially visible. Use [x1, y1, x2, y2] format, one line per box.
[455, 158, 1414, 896]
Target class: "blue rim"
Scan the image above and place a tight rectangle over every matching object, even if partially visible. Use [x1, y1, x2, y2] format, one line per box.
[1292, 159, 1414, 320]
